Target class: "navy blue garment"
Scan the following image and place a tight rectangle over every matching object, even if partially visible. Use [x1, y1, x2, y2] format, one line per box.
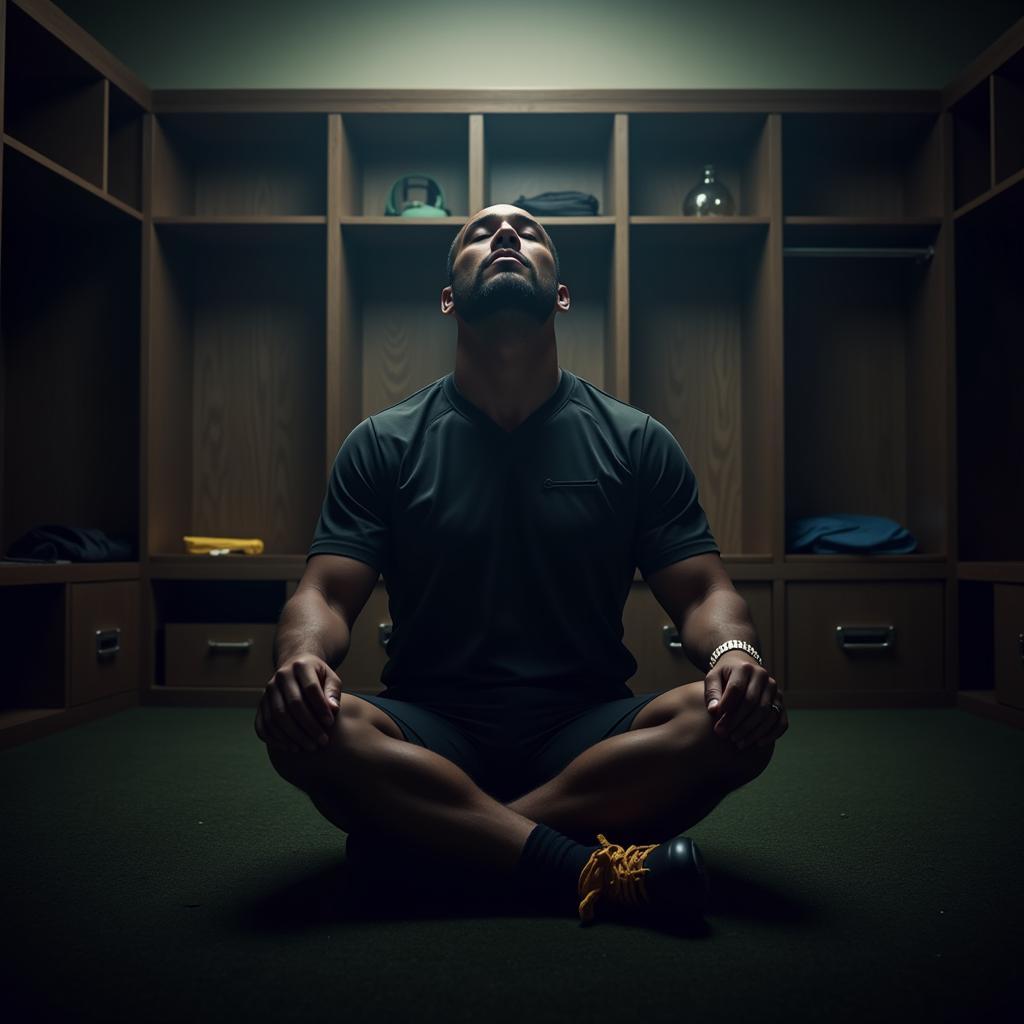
[787, 514, 918, 554]
[308, 367, 719, 696]
[6, 524, 134, 562]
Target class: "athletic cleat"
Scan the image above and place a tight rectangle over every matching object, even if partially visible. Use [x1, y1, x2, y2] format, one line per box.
[577, 832, 711, 924]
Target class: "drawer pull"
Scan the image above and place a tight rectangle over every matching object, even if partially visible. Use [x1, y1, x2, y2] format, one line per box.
[836, 625, 896, 652]
[208, 639, 254, 652]
[662, 624, 683, 650]
[1019, 633, 1023, 663]
[96, 628, 120, 659]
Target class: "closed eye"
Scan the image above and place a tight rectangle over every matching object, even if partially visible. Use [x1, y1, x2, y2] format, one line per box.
[471, 231, 539, 241]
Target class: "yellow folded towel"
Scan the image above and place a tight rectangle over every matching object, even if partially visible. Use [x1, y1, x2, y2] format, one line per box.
[183, 536, 265, 555]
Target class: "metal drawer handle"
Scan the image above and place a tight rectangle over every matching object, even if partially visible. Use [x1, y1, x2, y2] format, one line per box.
[96, 628, 120, 659]
[1019, 633, 1023, 664]
[208, 639, 254, 652]
[662, 624, 683, 650]
[836, 625, 896, 652]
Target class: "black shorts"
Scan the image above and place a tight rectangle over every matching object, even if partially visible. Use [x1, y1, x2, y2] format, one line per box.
[348, 682, 668, 804]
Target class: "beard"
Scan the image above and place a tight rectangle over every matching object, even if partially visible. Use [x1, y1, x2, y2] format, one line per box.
[451, 264, 557, 325]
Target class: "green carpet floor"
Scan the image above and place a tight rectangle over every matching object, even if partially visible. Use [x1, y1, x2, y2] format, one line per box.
[1, 703, 1021, 1022]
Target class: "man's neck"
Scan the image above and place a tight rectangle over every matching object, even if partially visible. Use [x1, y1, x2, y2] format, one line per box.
[452, 336, 561, 434]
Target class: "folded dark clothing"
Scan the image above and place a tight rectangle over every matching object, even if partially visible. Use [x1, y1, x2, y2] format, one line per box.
[787, 514, 918, 554]
[6, 524, 134, 562]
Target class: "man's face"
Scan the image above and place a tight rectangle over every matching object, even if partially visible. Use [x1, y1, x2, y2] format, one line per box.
[448, 206, 558, 326]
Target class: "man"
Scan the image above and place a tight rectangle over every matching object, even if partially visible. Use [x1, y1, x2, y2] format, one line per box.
[255, 204, 789, 926]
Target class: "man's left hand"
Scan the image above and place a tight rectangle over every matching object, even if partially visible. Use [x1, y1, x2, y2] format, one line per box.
[704, 653, 788, 750]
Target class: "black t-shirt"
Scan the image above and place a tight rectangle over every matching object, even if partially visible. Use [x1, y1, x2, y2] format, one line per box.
[307, 367, 719, 697]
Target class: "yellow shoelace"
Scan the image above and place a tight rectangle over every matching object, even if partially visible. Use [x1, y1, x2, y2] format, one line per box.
[577, 833, 659, 924]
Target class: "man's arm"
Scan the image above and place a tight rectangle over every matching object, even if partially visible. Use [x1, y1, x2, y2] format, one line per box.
[644, 552, 762, 671]
[645, 552, 787, 749]
[272, 554, 379, 669]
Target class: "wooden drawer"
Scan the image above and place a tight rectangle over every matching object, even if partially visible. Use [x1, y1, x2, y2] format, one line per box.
[165, 623, 276, 688]
[786, 581, 943, 694]
[623, 582, 773, 694]
[994, 584, 1024, 711]
[70, 581, 140, 706]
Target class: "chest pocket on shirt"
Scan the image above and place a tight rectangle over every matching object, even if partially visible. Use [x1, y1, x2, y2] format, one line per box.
[534, 476, 619, 556]
[543, 477, 599, 488]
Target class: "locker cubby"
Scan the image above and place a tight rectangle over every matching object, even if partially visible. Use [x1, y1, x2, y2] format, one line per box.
[483, 114, 616, 215]
[2, 0, 105, 186]
[958, 581, 994, 691]
[993, 49, 1024, 185]
[152, 112, 328, 216]
[0, 583, 66, 712]
[955, 180, 1024, 562]
[148, 224, 326, 557]
[951, 80, 992, 210]
[784, 224, 948, 557]
[107, 80, 145, 210]
[1, 144, 140, 558]
[783, 112, 943, 218]
[629, 221, 774, 559]
[629, 112, 771, 217]
[337, 113, 469, 218]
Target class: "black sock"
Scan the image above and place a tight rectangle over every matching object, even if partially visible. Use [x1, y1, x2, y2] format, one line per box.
[516, 823, 600, 916]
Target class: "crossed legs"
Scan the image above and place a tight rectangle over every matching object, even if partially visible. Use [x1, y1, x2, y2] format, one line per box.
[267, 680, 774, 873]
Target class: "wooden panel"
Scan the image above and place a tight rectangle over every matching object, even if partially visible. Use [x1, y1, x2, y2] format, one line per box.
[623, 581, 773, 693]
[107, 80, 144, 210]
[0, 583, 66, 709]
[353, 225, 457, 416]
[544, 225, 611, 391]
[994, 52, 1024, 184]
[786, 581, 944, 693]
[341, 582, 390, 694]
[951, 81, 992, 209]
[955, 181, 1024, 562]
[468, 113, 484, 214]
[181, 230, 324, 554]
[147, 226, 195, 556]
[69, 581, 139, 705]
[607, 114, 629, 399]
[993, 584, 1024, 710]
[630, 226, 771, 557]
[165, 622, 276, 688]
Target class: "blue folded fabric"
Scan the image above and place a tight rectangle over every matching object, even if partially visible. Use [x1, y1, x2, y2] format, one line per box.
[787, 515, 918, 554]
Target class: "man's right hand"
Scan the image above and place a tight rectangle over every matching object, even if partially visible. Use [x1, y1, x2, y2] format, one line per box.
[254, 656, 342, 753]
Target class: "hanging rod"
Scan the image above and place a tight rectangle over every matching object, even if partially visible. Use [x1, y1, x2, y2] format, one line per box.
[783, 246, 934, 262]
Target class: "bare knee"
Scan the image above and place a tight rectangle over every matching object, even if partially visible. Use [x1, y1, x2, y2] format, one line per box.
[663, 681, 775, 782]
[266, 692, 402, 789]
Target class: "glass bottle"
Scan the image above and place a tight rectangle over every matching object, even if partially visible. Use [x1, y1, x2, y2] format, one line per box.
[683, 164, 735, 216]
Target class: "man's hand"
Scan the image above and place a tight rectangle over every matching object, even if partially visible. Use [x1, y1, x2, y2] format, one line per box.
[704, 652, 788, 750]
[255, 656, 343, 753]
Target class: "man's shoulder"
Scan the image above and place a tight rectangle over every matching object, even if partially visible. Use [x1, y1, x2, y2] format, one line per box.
[567, 373, 651, 439]
[364, 374, 453, 445]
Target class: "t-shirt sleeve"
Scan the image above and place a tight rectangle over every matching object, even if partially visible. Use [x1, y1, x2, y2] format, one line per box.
[633, 416, 720, 577]
[307, 417, 391, 574]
